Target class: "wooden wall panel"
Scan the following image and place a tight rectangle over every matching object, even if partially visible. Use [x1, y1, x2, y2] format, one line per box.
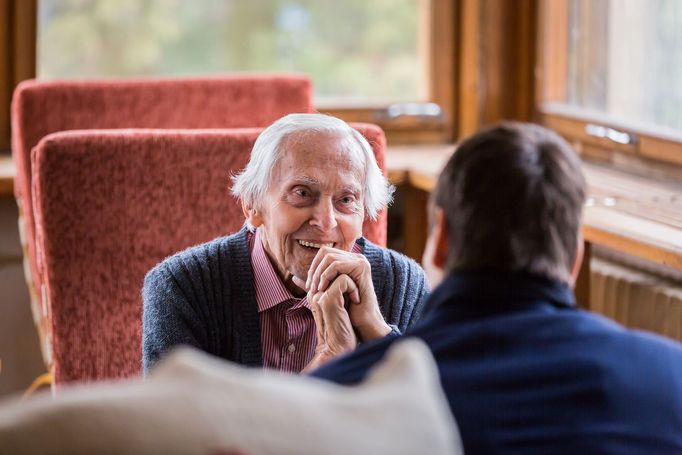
[0, 0, 36, 152]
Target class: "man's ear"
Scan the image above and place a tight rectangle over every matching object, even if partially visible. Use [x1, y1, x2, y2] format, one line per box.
[241, 200, 264, 228]
[431, 207, 449, 269]
[569, 234, 585, 287]
[422, 206, 449, 288]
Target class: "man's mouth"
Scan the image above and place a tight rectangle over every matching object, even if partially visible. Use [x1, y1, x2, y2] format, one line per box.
[297, 239, 334, 249]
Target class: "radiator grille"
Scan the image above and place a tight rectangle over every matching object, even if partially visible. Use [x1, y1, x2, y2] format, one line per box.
[590, 258, 682, 342]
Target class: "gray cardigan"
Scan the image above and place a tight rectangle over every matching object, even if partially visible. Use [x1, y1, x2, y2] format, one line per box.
[142, 227, 429, 372]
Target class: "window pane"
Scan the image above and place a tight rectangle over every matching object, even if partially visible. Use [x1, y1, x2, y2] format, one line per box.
[555, 0, 682, 134]
[38, 0, 426, 106]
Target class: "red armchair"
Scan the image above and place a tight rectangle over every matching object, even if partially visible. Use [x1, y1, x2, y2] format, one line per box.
[11, 75, 313, 365]
[31, 125, 387, 384]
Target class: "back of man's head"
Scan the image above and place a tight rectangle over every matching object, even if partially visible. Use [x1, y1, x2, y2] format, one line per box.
[434, 122, 586, 283]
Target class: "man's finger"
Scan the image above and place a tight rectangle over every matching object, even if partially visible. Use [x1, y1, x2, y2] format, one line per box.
[310, 293, 326, 347]
[325, 274, 361, 308]
[318, 262, 365, 300]
[306, 247, 333, 290]
[292, 275, 307, 291]
[317, 286, 355, 348]
[308, 250, 340, 292]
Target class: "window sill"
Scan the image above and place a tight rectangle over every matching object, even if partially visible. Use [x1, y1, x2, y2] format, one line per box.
[385, 144, 682, 271]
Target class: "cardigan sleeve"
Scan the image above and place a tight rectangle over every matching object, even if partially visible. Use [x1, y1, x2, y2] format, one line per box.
[363, 241, 430, 334]
[142, 262, 206, 373]
[387, 250, 430, 332]
[141, 234, 237, 374]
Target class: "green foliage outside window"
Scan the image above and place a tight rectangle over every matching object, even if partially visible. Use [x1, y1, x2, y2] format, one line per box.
[39, 0, 423, 105]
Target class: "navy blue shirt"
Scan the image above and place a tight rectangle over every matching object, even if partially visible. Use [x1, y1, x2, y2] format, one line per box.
[312, 271, 682, 454]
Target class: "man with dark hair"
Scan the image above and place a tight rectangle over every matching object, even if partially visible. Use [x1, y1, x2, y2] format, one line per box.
[310, 123, 682, 453]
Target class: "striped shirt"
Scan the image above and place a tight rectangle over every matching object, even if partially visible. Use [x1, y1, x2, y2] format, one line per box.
[248, 229, 362, 373]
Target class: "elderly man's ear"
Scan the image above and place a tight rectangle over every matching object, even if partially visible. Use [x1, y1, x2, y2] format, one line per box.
[242, 201, 264, 228]
[421, 206, 449, 288]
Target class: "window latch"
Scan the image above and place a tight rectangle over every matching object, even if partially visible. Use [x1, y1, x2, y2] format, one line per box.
[585, 123, 636, 145]
[375, 102, 443, 120]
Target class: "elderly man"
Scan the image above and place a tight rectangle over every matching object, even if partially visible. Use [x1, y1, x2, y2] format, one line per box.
[312, 123, 682, 453]
[142, 113, 428, 373]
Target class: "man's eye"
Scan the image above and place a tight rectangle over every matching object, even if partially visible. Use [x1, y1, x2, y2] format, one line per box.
[294, 188, 311, 198]
[340, 196, 355, 204]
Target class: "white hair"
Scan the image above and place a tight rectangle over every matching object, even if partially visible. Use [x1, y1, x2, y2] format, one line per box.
[231, 113, 394, 220]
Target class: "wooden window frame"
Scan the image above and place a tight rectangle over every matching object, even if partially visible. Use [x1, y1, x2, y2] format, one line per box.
[322, 0, 456, 145]
[454, 0, 538, 139]
[1, 0, 37, 153]
[536, 0, 682, 174]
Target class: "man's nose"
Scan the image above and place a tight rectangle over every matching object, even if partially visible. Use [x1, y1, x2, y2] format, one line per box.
[310, 198, 338, 232]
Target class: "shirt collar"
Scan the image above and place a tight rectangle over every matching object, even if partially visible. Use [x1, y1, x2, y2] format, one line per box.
[250, 229, 306, 313]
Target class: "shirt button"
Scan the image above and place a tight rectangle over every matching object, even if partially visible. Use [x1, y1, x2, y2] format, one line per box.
[287, 343, 296, 353]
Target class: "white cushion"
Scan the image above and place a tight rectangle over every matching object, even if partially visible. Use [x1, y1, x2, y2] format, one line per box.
[0, 339, 462, 455]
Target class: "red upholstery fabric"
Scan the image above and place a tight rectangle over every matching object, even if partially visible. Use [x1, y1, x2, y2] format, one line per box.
[351, 123, 388, 247]
[32, 125, 388, 384]
[12, 74, 313, 310]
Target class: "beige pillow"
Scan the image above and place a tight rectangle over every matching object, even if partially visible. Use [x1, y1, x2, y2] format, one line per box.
[0, 339, 461, 455]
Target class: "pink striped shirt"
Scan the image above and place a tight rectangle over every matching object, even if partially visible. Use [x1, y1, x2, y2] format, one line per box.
[248, 229, 361, 373]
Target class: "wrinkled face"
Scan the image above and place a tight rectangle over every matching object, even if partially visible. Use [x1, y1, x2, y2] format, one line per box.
[256, 131, 365, 286]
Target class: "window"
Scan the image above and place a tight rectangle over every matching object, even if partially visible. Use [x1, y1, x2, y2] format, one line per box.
[38, 0, 455, 143]
[539, 0, 682, 168]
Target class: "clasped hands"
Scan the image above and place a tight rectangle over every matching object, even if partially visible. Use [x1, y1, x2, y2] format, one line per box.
[294, 247, 391, 372]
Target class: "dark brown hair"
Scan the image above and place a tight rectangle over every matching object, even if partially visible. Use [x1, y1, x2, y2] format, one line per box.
[434, 122, 586, 282]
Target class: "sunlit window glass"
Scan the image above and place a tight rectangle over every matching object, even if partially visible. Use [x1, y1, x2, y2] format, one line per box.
[546, 0, 682, 134]
[38, 0, 426, 106]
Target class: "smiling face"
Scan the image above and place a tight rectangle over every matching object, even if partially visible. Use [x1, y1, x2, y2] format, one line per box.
[249, 130, 366, 289]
